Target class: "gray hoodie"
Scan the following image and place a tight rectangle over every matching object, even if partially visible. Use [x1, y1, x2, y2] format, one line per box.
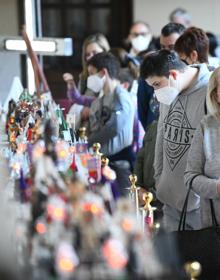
[88, 85, 135, 156]
[154, 63, 211, 211]
[185, 115, 220, 227]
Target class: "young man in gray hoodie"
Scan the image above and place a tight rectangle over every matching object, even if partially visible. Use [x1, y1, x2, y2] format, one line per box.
[140, 49, 211, 231]
[86, 52, 135, 196]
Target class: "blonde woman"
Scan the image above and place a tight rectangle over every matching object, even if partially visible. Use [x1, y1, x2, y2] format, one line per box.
[63, 33, 110, 129]
[184, 67, 220, 227]
[64, 33, 110, 96]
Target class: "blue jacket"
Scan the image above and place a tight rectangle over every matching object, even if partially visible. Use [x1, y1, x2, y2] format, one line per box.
[137, 79, 159, 130]
[88, 85, 135, 156]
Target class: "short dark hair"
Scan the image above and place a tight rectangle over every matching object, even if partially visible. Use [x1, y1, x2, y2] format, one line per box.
[206, 32, 218, 57]
[140, 49, 186, 79]
[118, 68, 135, 91]
[87, 52, 120, 79]
[174, 27, 209, 63]
[161, 22, 185, 37]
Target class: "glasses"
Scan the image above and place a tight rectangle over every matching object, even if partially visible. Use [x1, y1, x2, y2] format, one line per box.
[130, 32, 149, 37]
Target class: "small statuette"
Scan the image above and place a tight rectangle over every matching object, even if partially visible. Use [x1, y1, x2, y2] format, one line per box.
[79, 127, 87, 142]
[143, 192, 153, 211]
[92, 143, 102, 157]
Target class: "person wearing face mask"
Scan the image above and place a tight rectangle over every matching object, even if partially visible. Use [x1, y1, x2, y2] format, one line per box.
[134, 23, 185, 194]
[140, 49, 211, 232]
[137, 22, 186, 132]
[63, 33, 110, 130]
[126, 21, 156, 57]
[87, 52, 135, 196]
[174, 27, 211, 69]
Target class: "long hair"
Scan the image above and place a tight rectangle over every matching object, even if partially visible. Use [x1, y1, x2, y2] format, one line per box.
[81, 33, 110, 80]
[207, 67, 220, 117]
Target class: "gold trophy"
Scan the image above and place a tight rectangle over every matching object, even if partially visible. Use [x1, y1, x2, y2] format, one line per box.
[128, 174, 140, 219]
[140, 192, 156, 233]
[184, 261, 201, 280]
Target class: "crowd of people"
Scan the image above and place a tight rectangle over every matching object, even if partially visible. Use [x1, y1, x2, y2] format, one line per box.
[62, 7, 220, 234]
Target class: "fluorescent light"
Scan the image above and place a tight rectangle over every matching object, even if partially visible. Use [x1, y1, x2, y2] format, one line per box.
[25, 0, 34, 39]
[27, 58, 35, 95]
[5, 39, 57, 52]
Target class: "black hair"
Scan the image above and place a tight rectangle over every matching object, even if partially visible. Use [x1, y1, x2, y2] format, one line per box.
[87, 52, 120, 79]
[109, 47, 130, 68]
[140, 49, 186, 79]
[161, 22, 185, 37]
[206, 32, 218, 57]
[109, 48, 140, 79]
[118, 68, 135, 91]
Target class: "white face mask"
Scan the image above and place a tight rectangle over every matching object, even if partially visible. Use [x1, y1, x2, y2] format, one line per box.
[131, 35, 151, 52]
[87, 73, 105, 93]
[154, 76, 179, 105]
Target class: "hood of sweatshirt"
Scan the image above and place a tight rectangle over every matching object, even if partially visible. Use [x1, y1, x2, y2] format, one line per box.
[154, 63, 211, 213]
[181, 63, 211, 96]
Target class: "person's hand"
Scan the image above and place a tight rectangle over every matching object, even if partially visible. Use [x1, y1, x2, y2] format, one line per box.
[63, 73, 75, 90]
[81, 107, 90, 120]
[63, 72, 74, 82]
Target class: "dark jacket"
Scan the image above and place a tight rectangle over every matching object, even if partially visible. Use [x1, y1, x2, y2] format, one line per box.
[134, 120, 158, 190]
[137, 79, 159, 130]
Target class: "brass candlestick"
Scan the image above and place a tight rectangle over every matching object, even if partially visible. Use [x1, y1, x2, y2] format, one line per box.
[185, 261, 201, 280]
[128, 174, 140, 219]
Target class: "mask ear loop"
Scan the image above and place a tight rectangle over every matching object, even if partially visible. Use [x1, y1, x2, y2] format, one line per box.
[172, 74, 179, 92]
[168, 75, 171, 88]
[176, 76, 179, 92]
[169, 74, 179, 91]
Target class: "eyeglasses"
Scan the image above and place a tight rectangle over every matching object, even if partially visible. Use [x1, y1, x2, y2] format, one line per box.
[130, 32, 149, 37]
